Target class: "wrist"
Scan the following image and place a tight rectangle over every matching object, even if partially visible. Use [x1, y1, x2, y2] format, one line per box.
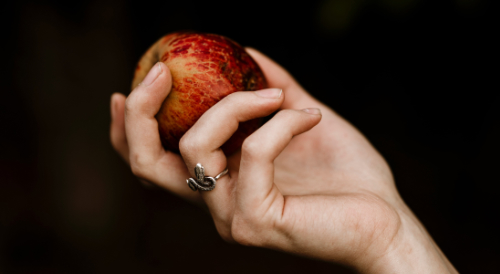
[360, 205, 457, 274]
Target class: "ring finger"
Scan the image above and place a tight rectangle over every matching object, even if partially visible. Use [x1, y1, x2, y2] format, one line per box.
[179, 88, 284, 227]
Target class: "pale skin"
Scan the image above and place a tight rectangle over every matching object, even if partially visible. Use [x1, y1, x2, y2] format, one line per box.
[110, 48, 458, 273]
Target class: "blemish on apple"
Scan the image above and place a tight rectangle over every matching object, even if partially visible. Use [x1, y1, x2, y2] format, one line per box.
[132, 32, 268, 155]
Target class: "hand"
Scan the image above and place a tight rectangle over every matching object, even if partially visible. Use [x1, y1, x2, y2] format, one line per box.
[110, 49, 458, 273]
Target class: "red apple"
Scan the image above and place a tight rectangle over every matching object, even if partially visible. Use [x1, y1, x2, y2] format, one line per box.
[132, 31, 268, 155]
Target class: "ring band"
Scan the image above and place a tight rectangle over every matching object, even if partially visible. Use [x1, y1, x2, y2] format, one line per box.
[186, 163, 228, 191]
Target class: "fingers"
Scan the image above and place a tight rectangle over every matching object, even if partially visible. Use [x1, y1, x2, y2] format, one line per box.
[237, 108, 322, 209]
[125, 62, 171, 178]
[180, 88, 283, 164]
[111, 62, 199, 198]
[110, 92, 129, 163]
[245, 48, 317, 109]
[110, 92, 154, 188]
[179, 88, 284, 215]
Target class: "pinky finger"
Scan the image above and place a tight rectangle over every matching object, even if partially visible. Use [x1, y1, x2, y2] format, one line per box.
[110, 93, 129, 163]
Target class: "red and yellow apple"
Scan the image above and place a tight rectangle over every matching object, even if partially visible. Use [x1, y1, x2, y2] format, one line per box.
[132, 32, 268, 155]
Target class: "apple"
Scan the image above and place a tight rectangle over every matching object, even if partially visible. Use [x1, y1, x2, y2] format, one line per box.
[132, 31, 268, 155]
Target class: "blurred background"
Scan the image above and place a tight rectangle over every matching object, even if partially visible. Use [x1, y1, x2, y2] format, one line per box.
[1, 0, 497, 273]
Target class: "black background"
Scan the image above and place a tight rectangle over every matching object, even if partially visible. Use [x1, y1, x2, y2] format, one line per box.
[1, 0, 498, 273]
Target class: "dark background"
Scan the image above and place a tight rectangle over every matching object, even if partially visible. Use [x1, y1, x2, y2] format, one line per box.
[1, 0, 498, 273]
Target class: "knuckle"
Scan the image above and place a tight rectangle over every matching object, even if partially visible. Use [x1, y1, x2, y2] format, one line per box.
[179, 130, 213, 159]
[241, 137, 263, 160]
[222, 91, 241, 104]
[179, 133, 199, 157]
[124, 96, 136, 115]
[125, 92, 149, 115]
[129, 152, 150, 179]
[219, 92, 247, 112]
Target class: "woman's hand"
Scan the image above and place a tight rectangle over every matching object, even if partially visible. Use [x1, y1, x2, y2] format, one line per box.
[110, 62, 203, 204]
[110, 49, 457, 273]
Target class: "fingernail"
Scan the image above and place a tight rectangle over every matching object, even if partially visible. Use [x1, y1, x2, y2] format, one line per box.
[301, 108, 321, 115]
[142, 62, 162, 86]
[255, 88, 282, 98]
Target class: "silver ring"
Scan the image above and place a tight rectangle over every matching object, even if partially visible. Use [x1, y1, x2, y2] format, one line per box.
[186, 163, 228, 191]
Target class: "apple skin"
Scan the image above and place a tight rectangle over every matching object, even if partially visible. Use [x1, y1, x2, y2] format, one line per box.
[132, 32, 268, 155]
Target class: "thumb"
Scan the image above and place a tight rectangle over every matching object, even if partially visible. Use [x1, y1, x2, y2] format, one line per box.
[245, 47, 316, 109]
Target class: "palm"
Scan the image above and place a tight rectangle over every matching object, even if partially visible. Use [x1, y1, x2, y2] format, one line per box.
[273, 97, 394, 199]
[233, 52, 404, 263]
